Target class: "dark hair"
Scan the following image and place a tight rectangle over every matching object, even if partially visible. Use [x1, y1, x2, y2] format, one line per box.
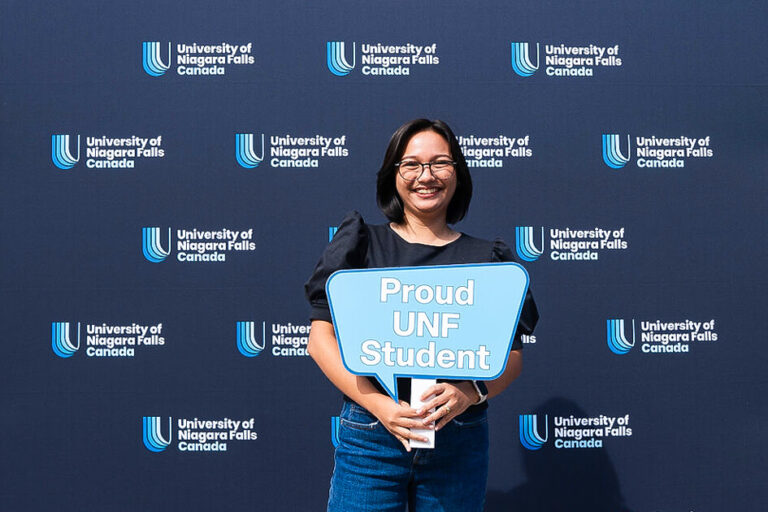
[376, 119, 472, 224]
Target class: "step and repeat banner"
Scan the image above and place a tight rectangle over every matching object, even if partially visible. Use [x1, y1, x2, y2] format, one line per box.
[2, 1, 766, 511]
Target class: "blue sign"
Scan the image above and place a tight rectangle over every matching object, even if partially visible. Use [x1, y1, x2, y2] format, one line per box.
[326, 263, 530, 401]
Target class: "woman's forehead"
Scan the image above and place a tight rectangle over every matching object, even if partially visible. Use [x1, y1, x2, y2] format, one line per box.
[402, 130, 451, 155]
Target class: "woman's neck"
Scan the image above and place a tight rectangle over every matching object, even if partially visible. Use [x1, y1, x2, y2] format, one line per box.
[391, 214, 460, 246]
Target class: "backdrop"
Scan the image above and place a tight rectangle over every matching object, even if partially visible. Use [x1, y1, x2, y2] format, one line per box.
[2, 1, 766, 511]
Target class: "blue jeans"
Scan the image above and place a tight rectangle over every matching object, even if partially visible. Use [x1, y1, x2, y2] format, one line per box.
[328, 400, 489, 512]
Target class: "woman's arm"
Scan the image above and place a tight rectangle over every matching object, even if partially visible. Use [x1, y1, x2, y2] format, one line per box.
[307, 319, 429, 450]
[486, 349, 522, 399]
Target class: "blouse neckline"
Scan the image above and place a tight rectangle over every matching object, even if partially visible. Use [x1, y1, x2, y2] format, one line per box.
[387, 223, 465, 248]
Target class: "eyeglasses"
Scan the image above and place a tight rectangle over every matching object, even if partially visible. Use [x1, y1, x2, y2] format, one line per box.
[395, 159, 456, 182]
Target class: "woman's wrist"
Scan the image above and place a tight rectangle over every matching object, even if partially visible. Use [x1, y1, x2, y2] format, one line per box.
[359, 391, 395, 419]
[453, 381, 479, 405]
[471, 381, 488, 404]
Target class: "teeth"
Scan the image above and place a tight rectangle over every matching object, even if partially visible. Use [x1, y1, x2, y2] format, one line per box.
[416, 188, 438, 194]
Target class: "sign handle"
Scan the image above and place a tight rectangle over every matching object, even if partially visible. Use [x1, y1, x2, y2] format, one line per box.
[409, 378, 436, 449]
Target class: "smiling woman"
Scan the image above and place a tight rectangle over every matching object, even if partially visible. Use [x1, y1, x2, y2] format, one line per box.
[393, 131, 458, 230]
[304, 119, 538, 512]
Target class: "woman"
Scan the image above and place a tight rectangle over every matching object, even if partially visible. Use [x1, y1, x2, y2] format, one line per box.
[305, 119, 538, 511]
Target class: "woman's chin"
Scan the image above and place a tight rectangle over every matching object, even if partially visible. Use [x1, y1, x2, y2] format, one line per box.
[406, 203, 448, 219]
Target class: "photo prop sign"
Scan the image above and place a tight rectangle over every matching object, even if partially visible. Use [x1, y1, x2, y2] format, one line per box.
[326, 263, 529, 401]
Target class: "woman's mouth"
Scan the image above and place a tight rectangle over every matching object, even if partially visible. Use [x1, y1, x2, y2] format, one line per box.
[414, 187, 441, 196]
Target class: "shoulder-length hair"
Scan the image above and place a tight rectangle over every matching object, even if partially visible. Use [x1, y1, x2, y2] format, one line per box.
[376, 119, 472, 224]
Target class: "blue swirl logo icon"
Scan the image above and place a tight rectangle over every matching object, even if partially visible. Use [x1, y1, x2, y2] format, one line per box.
[328, 226, 339, 242]
[326, 41, 356, 76]
[51, 321, 80, 358]
[142, 227, 171, 263]
[510, 42, 539, 77]
[142, 416, 172, 452]
[519, 414, 548, 450]
[235, 133, 265, 168]
[606, 318, 635, 355]
[236, 321, 265, 357]
[515, 226, 544, 262]
[331, 416, 341, 447]
[142, 42, 171, 77]
[51, 134, 80, 170]
[602, 134, 631, 169]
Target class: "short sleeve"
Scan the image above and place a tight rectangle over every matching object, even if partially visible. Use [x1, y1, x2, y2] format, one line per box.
[304, 211, 369, 323]
[492, 238, 539, 350]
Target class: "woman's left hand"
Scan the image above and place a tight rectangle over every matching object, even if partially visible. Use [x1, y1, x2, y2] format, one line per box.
[418, 381, 478, 431]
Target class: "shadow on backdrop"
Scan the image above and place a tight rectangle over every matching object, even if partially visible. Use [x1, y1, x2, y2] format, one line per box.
[486, 397, 634, 512]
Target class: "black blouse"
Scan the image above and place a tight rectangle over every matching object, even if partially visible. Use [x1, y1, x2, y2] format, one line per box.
[304, 211, 539, 406]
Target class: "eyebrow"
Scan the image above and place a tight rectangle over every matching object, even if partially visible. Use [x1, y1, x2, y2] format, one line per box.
[400, 153, 453, 160]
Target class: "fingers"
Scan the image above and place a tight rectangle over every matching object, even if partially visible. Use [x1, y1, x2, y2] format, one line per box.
[389, 423, 430, 452]
[418, 384, 455, 415]
[422, 402, 455, 426]
[420, 383, 443, 402]
[397, 400, 423, 418]
[435, 406, 458, 431]
[417, 388, 448, 414]
[418, 383, 475, 429]
[418, 383, 461, 413]
[381, 402, 431, 450]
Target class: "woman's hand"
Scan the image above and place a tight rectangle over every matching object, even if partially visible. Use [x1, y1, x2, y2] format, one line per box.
[418, 381, 478, 431]
[368, 396, 431, 452]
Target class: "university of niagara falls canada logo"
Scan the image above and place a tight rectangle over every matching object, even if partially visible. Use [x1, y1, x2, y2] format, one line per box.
[142, 42, 171, 77]
[331, 416, 341, 447]
[606, 318, 635, 355]
[510, 42, 539, 77]
[516, 227, 627, 262]
[519, 414, 548, 450]
[236, 321, 265, 357]
[327, 41, 355, 76]
[51, 134, 80, 169]
[51, 134, 165, 170]
[51, 322, 80, 358]
[143, 226, 256, 263]
[143, 416, 172, 452]
[515, 226, 544, 262]
[602, 134, 631, 169]
[142, 227, 171, 263]
[235, 132, 349, 169]
[608, 318, 718, 354]
[521, 412, 632, 449]
[51, 321, 165, 358]
[141, 41, 254, 77]
[235, 133, 265, 168]
[326, 41, 438, 76]
[606, 134, 714, 169]
[511, 42, 622, 77]
[142, 416, 258, 452]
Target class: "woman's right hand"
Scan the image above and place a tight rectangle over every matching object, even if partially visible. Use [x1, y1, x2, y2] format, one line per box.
[369, 396, 430, 452]
[307, 321, 430, 451]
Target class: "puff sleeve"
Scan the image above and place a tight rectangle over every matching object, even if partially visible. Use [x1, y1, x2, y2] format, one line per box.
[304, 211, 369, 323]
[492, 238, 539, 350]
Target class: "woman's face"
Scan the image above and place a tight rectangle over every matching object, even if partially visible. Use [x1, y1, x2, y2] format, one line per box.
[395, 130, 457, 223]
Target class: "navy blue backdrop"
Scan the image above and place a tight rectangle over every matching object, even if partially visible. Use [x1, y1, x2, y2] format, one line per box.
[2, 1, 766, 511]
